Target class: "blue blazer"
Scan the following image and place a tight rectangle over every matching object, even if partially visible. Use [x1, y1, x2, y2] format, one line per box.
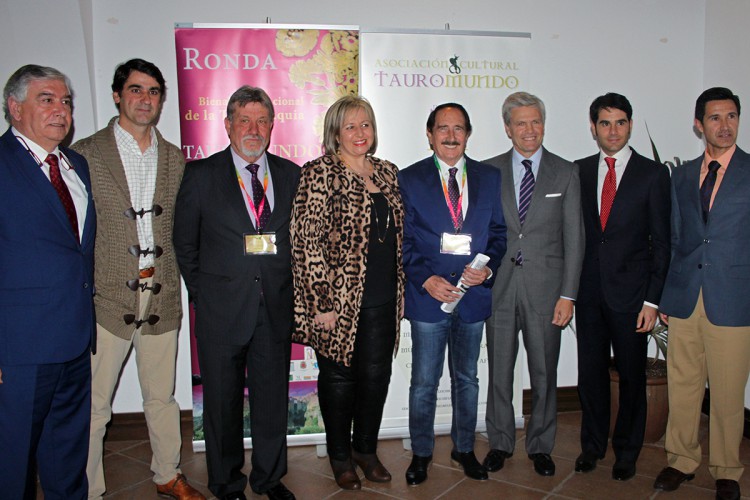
[660, 146, 750, 326]
[0, 128, 96, 365]
[399, 155, 507, 323]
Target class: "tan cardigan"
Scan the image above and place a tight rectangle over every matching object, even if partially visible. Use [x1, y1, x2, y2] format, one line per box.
[72, 117, 185, 339]
[291, 155, 405, 366]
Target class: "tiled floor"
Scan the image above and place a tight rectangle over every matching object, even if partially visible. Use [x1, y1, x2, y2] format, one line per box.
[88, 411, 749, 499]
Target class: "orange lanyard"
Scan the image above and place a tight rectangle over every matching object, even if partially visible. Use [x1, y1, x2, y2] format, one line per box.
[434, 156, 466, 231]
[236, 168, 269, 228]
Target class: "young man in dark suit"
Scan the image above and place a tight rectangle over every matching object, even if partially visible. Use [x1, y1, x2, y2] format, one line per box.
[574, 93, 671, 481]
[174, 86, 300, 500]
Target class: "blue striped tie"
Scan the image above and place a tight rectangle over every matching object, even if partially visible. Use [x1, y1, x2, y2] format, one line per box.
[516, 159, 534, 265]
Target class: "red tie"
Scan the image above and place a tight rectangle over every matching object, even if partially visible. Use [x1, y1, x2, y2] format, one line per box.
[600, 156, 617, 231]
[47, 153, 79, 240]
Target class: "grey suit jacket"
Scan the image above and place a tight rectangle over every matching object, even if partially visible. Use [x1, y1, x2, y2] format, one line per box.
[486, 147, 584, 315]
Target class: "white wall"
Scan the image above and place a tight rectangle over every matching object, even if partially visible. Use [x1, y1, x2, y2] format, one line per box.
[2, 0, 748, 412]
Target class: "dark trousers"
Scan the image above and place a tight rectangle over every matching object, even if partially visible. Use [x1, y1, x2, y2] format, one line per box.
[316, 300, 397, 461]
[0, 348, 90, 500]
[197, 301, 291, 497]
[576, 302, 647, 464]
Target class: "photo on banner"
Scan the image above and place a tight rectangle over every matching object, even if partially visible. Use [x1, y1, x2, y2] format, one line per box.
[174, 24, 359, 446]
[359, 29, 532, 436]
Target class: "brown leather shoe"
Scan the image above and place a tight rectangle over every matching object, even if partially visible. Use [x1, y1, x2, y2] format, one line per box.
[330, 458, 361, 490]
[653, 466, 695, 491]
[351, 450, 392, 482]
[156, 473, 206, 500]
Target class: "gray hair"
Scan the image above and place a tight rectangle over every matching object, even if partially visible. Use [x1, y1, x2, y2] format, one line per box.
[322, 95, 378, 156]
[226, 85, 274, 122]
[502, 91, 546, 125]
[4, 64, 72, 123]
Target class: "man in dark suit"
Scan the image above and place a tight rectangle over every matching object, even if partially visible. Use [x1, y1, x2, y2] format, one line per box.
[174, 86, 300, 500]
[0, 64, 96, 499]
[654, 87, 749, 500]
[399, 103, 507, 486]
[574, 93, 671, 481]
[484, 91, 584, 477]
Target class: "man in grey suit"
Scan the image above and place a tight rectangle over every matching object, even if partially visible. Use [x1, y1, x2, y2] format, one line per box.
[654, 87, 749, 500]
[483, 91, 584, 477]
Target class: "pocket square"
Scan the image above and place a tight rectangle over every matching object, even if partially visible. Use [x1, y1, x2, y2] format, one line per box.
[545, 193, 562, 198]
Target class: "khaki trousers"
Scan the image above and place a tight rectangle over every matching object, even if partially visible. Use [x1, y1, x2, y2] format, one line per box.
[665, 290, 750, 480]
[87, 278, 181, 498]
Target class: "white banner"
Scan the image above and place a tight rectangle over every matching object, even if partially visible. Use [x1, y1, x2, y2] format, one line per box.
[360, 29, 532, 440]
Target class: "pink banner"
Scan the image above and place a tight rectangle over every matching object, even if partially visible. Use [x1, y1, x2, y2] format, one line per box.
[175, 26, 359, 164]
[175, 25, 359, 442]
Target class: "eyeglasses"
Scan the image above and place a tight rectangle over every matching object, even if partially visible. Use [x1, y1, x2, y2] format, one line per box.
[123, 314, 160, 328]
[125, 279, 162, 294]
[128, 245, 163, 258]
[124, 204, 163, 219]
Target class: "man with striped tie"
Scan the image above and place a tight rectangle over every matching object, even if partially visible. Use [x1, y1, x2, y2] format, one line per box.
[483, 91, 584, 477]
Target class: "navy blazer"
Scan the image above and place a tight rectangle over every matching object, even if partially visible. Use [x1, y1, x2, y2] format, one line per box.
[660, 146, 750, 326]
[399, 155, 507, 323]
[0, 128, 96, 365]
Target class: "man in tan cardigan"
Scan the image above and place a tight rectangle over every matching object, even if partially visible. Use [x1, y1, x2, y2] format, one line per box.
[72, 59, 203, 500]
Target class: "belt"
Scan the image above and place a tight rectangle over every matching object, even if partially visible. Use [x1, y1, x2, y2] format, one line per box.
[139, 267, 155, 279]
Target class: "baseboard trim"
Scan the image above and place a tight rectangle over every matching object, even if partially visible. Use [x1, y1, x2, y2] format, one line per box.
[105, 387, 750, 441]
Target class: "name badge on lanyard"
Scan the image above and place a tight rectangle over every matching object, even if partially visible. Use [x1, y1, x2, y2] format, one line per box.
[440, 232, 472, 255]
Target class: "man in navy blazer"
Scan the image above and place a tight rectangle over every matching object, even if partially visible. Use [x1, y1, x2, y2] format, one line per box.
[0, 65, 95, 499]
[400, 103, 506, 486]
[574, 93, 671, 481]
[654, 88, 749, 500]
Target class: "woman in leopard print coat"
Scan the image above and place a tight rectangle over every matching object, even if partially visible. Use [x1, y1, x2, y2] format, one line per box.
[291, 96, 404, 490]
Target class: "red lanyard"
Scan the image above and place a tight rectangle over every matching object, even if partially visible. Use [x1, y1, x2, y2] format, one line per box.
[236, 168, 268, 226]
[434, 156, 466, 231]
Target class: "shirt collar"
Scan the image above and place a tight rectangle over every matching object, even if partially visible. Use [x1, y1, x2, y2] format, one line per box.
[114, 119, 158, 155]
[11, 126, 66, 168]
[599, 144, 632, 167]
[703, 144, 737, 171]
[231, 148, 268, 175]
[512, 147, 543, 176]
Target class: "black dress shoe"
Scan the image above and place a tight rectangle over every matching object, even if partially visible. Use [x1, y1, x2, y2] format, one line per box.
[450, 450, 488, 481]
[528, 453, 555, 476]
[716, 479, 741, 500]
[405, 454, 432, 486]
[264, 483, 295, 500]
[653, 466, 695, 491]
[612, 462, 636, 481]
[222, 492, 247, 500]
[483, 449, 512, 472]
[574, 452, 598, 473]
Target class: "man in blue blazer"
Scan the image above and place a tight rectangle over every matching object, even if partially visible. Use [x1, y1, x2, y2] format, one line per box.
[0, 65, 96, 499]
[400, 103, 507, 486]
[574, 93, 671, 481]
[654, 88, 749, 500]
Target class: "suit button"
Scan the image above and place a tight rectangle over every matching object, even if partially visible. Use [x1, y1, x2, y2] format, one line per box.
[600, 237, 606, 243]
[704, 239, 709, 243]
[83, 283, 89, 288]
[450, 272, 456, 277]
[254, 276, 261, 282]
[698, 264, 702, 269]
[510, 257, 516, 263]
[519, 233, 524, 239]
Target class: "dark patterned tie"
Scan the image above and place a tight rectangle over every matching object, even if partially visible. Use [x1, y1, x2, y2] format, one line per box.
[246, 163, 271, 231]
[700, 160, 721, 223]
[447, 167, 463, 229]
[516, 159, 535, 266]
[47, 154, 79, 240]
[600, 157, 617, 230]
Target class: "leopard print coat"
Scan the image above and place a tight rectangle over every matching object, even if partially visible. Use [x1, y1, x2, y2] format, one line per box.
[291, 154, 405, 366]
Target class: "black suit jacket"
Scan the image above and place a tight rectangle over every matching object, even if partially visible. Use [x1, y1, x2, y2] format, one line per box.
[174, 148, 301, 344]
[576, 149, 671, 313]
